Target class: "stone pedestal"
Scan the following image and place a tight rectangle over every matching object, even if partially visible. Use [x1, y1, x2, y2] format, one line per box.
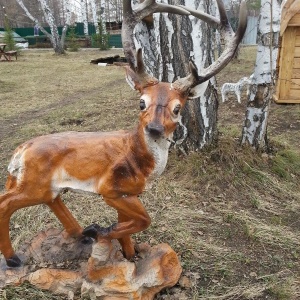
[0, 228, 182, 299]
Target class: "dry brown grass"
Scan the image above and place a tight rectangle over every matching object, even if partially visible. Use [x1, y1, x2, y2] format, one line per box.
[0, 47, 299, 299]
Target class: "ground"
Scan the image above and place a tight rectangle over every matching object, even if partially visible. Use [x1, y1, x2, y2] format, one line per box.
[0, 47, 299, 299]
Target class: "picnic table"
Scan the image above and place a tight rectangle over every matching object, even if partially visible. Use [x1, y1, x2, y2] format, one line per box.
[0, 43, 17, 61]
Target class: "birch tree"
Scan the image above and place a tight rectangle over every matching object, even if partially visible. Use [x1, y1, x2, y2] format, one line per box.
[241, 0, 281, 149]
[100, 0, 107, 33]
[81, 0, 89, 35]
[16, 0, 71, 54]
[90, 0, 99, 34]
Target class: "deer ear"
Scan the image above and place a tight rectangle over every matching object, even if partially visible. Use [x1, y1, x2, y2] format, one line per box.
[187, 80, 209, 99]
[125, 66, 142, 91]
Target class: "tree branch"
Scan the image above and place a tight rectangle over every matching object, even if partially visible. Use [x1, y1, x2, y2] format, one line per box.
[15, 0, 52, 40]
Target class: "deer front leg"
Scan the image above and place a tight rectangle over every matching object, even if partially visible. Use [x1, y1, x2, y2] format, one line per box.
[116, 211, 136, 259]
[83, 195, 151, 260]
[47, 195, 83, 237]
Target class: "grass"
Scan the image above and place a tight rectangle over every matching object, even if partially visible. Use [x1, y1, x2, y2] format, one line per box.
[0, 47, 299, 299]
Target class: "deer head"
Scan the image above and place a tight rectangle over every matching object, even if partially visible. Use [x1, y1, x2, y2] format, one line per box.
[122, 0, 247, 141]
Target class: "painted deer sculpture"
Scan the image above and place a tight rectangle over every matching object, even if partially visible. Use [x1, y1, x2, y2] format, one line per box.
[0, 0, 247, 268]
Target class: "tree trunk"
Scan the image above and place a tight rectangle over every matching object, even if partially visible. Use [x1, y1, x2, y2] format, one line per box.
[134, 0, 218, 151]
[100, 0, 107, 34]
[16, 0, 68, 55]
[60, 0, 71, 49]
[241, 0, 281, 149]
[39, 0, 65, 54]
[81, 0, 89, 36]
[90, 0, 99, 34]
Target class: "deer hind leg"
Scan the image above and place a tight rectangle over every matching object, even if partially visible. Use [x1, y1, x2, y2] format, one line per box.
[46, 196, 92, 245]
[83, 195, 151, 260]
[0, 190, 44, 267]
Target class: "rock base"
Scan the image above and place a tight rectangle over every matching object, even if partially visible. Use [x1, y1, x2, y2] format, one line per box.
[0, 228, 182, 299]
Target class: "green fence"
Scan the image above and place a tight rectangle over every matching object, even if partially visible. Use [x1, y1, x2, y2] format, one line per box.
[109, 34, 122, 48]
[12, 23, 97, 38]
[2, 23, 122, 48]
[23, 34, 122, 48]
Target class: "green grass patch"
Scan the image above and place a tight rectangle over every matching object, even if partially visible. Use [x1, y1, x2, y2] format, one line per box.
[272, 149, 300, 180]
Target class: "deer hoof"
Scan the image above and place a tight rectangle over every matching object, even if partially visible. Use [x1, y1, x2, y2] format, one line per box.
[82, 223, 117, 240]
[80, 235, 93, 245]
[6, 254, 22, 268]
[82, 223, 102, 239]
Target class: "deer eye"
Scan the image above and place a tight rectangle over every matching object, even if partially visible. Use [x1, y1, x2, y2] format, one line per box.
[173, 104, 181, 116]
[140, 99, 146, 111]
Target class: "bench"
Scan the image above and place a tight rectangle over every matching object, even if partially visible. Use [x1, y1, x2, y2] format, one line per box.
[5, 50, 17, 61]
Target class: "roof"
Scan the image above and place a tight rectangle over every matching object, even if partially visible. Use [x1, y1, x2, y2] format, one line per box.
[280, 0, 300, 35]
[0, 31, 27, 42]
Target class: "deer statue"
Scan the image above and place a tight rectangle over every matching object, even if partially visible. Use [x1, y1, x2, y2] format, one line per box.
[0, 0, 247, 268]
[221, 74, 253, 103]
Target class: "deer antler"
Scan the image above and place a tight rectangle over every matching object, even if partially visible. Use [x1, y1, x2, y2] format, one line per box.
[174, 0, 248, 92]
[122, 0, 247, 93]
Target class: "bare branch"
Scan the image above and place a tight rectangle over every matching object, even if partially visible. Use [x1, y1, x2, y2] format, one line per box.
[15, 0, 52, 40]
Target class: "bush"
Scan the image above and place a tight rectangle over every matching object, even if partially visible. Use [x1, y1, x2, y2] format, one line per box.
[4, 17, 16, 51]
[67, 26, 79, 52]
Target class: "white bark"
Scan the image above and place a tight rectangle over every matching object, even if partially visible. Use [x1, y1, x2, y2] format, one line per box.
[81, 0, 89, 35]
[90, 0, 99, 34]
[40, 0, 62, 52]
[16, 0, 68, 54]
[134, 0, 218, 150]
[15, 0, 52, 39]
[100, 0, 107, 34]
[61, 0, 72, 47]
[241, 0, 281, 149]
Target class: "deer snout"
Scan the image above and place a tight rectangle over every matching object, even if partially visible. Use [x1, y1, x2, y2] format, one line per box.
[145, 122, 165, 138]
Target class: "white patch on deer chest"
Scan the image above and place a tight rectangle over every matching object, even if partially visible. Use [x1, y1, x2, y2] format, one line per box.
[145, 135, 170, 187]
[51, 168, 97, 197]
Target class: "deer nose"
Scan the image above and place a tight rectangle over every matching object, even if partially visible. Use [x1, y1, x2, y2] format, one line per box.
[146, 122, 164, 138]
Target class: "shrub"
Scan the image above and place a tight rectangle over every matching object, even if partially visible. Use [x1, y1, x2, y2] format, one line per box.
[67, 26, 79, 52]
[4, 17, 16, 51]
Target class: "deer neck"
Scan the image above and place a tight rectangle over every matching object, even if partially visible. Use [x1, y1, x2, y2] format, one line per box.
[133, 124, 171, 185]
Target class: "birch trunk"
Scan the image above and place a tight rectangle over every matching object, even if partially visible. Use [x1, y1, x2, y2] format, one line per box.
[16, 0, 70, 54]
[100, 0, 107, 34]
[61, 0, 71, 49]
[241, 0, 281, 149]
[134, 0, 218, 151]
[90, 0, 99, 34]
[81, 0, 89, 36]
[15, 0, 52, 39]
